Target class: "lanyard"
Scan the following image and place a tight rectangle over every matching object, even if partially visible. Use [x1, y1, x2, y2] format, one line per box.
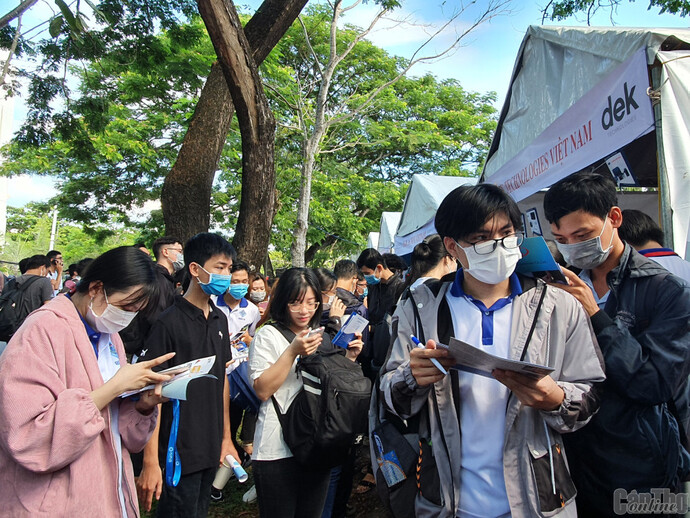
[165, 399, 182, 487]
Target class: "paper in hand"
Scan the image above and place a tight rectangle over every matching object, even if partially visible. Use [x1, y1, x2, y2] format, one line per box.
[516, 236, 567, 284]
[121, 355, 218, 400]
[439, 338, 554, 379]
[332, 313, 369, 349]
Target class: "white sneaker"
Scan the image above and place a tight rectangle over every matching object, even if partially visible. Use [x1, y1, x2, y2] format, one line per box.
[242, 484, 257, 504]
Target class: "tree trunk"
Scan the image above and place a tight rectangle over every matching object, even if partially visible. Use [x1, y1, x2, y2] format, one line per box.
[304, 233, 338, 265]
[161, 62, 231, 242]
[291, 141, 317, 267]
[198, 0, 276, 271]
[161, 0, 307, 243]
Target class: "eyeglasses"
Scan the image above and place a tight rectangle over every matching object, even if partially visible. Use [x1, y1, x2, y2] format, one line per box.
[461, 233, 524, 255]
[166, 247, 183, 254]
[288, 301, 320, 313]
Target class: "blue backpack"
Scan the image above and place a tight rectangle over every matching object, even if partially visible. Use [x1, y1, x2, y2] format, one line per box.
[227, 359, 261, 414]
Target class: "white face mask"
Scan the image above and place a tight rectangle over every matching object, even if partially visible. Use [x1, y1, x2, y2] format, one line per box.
[249, 290, 266, 303]
[455, 239, 522, 285]
[556, 218, 614, 270]
[172, 253, 185, 273]
[86, 289, 138, 334]
[322, 294, 335, 311]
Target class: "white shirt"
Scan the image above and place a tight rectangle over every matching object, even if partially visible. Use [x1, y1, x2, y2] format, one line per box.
[249, 325, 304, 461]
[47, 270, 63, 297]
[638, 248, 690, 284]
[95, 334, 127, 518]
[446, 276, 514, 518]
[212, 296, 261, 364]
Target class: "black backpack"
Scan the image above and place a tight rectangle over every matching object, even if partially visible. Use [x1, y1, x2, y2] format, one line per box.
[270, 323, 372, 469]
[0, 276, 42, 341]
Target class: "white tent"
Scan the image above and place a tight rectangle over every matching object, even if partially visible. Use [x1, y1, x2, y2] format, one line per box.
[483, 26, 690, 258]
[377, 212, 401, 253]
[367, 232, 380, 251]
[394, 174, 477, 257]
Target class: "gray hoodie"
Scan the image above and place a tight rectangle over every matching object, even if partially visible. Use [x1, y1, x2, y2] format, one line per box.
[380, 275, 606, 517]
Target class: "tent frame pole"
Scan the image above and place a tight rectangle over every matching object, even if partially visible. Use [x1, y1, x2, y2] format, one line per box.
[651, 64, 673, 249]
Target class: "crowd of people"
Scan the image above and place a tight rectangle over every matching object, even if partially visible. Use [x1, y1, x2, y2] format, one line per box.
[0, 170, 689, 518]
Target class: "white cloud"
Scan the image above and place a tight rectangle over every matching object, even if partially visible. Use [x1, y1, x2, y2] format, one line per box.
[5, 175, 58, 207]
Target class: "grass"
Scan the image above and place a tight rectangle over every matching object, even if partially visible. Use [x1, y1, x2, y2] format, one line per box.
[140, 468, 259, 518]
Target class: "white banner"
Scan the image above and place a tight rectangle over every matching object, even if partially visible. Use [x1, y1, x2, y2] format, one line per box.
[488, 48, 654, 201]
[394, 219, 437, 257]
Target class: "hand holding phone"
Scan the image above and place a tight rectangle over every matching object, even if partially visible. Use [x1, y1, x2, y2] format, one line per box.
[306, 326, 325, 339]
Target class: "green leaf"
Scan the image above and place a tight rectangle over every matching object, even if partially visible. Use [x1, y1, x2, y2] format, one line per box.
[49, 15, 64, 38]
[54, 0, 78, 32]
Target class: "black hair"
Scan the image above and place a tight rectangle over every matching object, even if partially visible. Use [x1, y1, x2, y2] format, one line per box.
[77, 258, 94, 278]
[67, 263, 79, 277]
[313, 268, 336, 292]
[75, 246, 159, 310]
[152, 236, 183, 260]
[133, 242, 147, 249]
[619, 209, 665, 248]
[23, 254, 50, 271]
[435, 183, 523, 241]
[183, 233, 236, 275]
[269, 267, 322, 329]
[46, 250, 62, 261]
[407, 234, 449, 286]
[249, 271, 267, 289]
[356, 248, 386, 271]
[543, 171, 617, 226]
[333, 259, 358, 281]
[18, 258, 29, 274]
[383, 253, 407, 276]
[231, 259, 250, 274]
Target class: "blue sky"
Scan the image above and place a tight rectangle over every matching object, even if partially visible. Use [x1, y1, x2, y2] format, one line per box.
[4, 0, 688, 207]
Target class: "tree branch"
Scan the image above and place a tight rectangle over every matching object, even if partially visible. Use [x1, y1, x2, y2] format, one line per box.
[0, 12, 22, 87]
[0, 0, 37, 30]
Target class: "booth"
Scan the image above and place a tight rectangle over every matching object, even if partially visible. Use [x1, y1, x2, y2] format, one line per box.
[377, 212, 402, 253]
[393, 174, 477, 258]
[482, 26, 690, 257]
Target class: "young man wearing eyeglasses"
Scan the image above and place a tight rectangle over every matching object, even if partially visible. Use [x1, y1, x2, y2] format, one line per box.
[543, 171, 690, 517]
[379, 183, 605, 518]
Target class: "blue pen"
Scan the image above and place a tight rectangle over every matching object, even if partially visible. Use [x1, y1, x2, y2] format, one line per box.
[410, 335, 448, 376]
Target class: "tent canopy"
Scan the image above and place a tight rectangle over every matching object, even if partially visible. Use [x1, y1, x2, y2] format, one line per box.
[378, 212, 401, 253]
[367, 232, 380, 251]
[483, 26, 690, 257]
[394, 174, 477, 257]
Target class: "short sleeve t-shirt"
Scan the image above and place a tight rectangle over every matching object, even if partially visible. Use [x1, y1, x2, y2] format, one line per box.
[248, 324, 304, 461]
[213, 296, 261, 341]
[143, 296, 232, 475]
[46, 270, 63, 297]
[16, 274, 53, 318]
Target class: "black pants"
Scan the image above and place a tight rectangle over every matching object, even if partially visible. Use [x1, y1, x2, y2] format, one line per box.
[157, 467, 215, 518]
[254, 457, 331, 518]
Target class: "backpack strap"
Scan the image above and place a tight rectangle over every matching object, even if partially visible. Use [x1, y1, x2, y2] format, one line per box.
[269, 321, 296, 343]
[519, 282, 548, 362]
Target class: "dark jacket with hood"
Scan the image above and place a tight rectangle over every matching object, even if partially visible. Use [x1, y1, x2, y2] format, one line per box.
[320, 288, 369, 344]
[564, 244, 690, 516]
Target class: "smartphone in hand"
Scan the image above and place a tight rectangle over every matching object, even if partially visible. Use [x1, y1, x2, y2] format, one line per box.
[306, 326, 325, 339]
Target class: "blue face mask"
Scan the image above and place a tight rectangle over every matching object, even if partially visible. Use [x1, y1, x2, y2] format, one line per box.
[228, 283, 249, 300]
[359, 287, 368, 301]
[197, 265, 232, 296]
[364, 273, 380, 285]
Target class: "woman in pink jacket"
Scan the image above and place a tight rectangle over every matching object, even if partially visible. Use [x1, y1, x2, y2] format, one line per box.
[0, 246, 175, 517]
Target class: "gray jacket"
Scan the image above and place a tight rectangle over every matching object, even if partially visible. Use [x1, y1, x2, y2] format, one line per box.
[380, 275, 606, 517]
